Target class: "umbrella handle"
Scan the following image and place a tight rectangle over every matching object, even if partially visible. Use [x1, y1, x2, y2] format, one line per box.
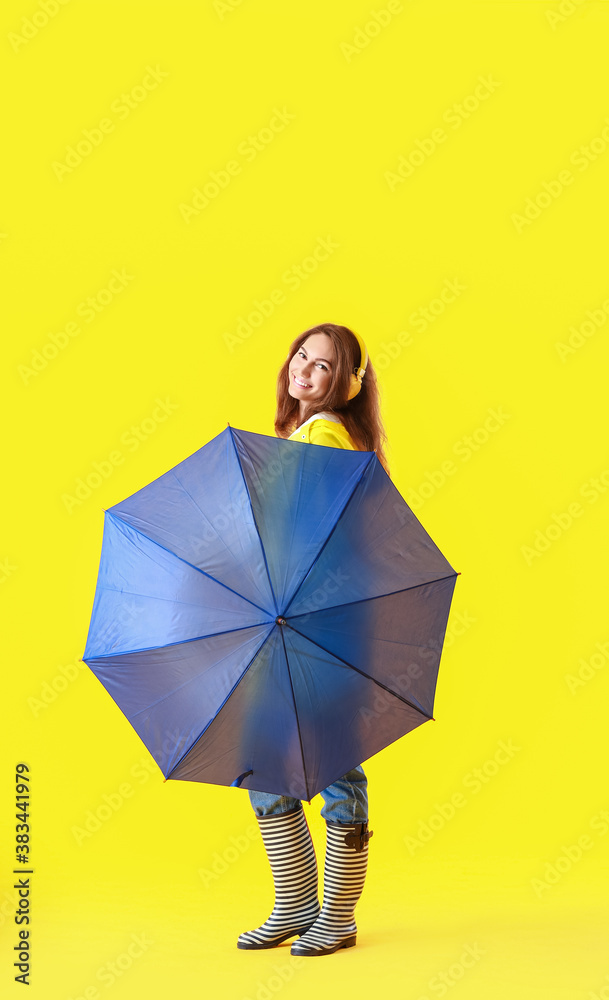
[231, 770, 254, 788]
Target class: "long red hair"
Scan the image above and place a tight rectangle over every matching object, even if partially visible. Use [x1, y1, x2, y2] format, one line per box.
[275, 323, 390, 475]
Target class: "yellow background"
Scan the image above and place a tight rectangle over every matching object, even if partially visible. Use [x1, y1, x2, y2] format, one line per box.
[2, 1, 608, 997]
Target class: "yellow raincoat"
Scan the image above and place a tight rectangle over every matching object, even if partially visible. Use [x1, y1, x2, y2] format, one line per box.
[287, 410, 358, 450]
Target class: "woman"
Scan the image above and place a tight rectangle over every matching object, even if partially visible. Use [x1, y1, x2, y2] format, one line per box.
[237, 323, 390, 958]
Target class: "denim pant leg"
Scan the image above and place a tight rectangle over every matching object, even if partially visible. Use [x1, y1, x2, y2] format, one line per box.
[248, 788, 301, 817]
[249, 765, 368, 823]
[319, 765, 368, 824]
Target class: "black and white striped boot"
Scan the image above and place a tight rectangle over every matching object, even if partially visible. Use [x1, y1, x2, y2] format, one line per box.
[237, 803, 320, 949]
[290, 820, 372, 957]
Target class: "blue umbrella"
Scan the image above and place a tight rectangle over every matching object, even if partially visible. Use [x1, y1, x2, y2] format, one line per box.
[83, 426, 458, 800]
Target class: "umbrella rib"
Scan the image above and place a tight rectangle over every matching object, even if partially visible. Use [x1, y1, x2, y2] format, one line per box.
[283, 451, 376, 614]
[170, 461, 278, 615]
[278, 625, 311, 803]
[228, 428, 280, 615]
[278, 445, 356, 605]
[285, 622, 434, 720]
[107, 510, 272, 618]
[278, 441, 308, 602]
[165, 625, 278, 779]
[84, 621, 273, 660]
[127, 625, 275, 721]
[286, 573, 459, 620]
[98, 585, 271, 614]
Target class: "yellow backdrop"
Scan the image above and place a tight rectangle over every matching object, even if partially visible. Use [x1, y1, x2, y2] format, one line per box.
[2, 1, 608, 998]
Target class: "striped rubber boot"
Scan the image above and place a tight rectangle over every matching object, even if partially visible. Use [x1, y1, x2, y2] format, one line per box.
[290, 820, 372, 957]
[237, 804, 320, 949]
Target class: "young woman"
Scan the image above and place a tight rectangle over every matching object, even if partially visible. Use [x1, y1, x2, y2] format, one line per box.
[237, 323, 390, 958]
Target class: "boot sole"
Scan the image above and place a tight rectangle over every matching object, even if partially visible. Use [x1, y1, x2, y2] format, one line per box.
[291, 935, 357, 957]
[237, 925, 316, 950]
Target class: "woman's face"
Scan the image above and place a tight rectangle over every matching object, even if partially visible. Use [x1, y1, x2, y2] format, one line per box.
[288, 333, 336, 409]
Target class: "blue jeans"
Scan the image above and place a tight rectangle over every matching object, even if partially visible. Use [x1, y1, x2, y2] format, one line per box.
[248, 765, 368, 823]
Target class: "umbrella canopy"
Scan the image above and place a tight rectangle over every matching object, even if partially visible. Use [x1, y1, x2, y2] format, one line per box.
[83, 426, 458, 800]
